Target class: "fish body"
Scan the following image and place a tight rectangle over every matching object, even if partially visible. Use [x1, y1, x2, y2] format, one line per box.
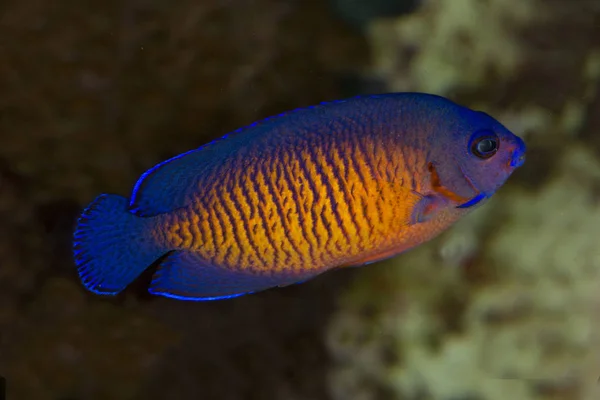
[73, 93, 526, 300]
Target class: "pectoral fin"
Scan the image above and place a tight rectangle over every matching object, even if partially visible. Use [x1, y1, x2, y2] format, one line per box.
[410, 193, 449, 224]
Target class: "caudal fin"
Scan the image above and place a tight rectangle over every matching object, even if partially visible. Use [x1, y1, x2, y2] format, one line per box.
[73, 194, 167, 295]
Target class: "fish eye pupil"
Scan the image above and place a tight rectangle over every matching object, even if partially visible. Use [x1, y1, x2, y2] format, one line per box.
[478, 139, 495, 153]
[472, 135, 498, 159]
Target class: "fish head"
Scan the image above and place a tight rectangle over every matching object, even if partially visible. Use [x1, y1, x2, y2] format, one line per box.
[426, 107, 526, 210]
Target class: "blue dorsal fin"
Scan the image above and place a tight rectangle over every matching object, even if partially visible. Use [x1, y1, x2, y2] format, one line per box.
[129, 122, 274, 217]
[148, 250, 315, 300]
[128, 145, 219, 217]
[128, 94, 399, 217]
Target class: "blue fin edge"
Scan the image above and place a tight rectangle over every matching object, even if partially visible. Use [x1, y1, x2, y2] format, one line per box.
[149, 288, 254, 301]
[457, 192, 487, 209]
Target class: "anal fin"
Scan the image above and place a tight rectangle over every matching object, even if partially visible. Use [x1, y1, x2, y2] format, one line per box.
[148, 251, 306, 301]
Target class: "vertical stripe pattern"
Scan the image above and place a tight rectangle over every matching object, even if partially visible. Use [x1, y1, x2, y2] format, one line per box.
[163, 125, 428, 274]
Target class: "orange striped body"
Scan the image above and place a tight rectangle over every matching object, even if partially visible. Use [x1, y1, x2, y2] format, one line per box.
[155, 130, 460, 276]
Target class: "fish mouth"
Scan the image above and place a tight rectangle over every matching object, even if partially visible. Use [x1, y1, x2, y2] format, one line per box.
[509, 136, 527, 168]
[428, 162, 486, 209]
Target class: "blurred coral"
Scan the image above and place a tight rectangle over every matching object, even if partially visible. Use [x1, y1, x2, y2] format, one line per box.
[326, 0, 600, 399]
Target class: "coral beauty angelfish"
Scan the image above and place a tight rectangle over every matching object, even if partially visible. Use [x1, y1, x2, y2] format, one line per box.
[73, 92, 526, 301]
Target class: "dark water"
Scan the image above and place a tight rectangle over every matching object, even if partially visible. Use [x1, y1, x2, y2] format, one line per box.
[2, 0, 600, 399]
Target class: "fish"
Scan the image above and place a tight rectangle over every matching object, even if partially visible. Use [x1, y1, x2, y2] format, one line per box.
[72, 92, 526, 301]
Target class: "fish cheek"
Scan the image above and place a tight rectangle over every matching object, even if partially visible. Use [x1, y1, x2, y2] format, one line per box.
[427, 162, 470, 204]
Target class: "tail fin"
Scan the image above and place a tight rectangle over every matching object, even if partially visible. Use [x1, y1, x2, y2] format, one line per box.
[73, 194, 167, 295]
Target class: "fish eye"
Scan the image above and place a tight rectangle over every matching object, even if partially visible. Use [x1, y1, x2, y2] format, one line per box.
[470, 131, 498, 159]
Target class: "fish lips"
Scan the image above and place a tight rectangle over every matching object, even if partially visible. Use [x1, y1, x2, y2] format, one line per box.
[509, 135, 526, 168]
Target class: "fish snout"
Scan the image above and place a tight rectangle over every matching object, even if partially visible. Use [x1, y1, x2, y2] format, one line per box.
[509, 136, 526, 168]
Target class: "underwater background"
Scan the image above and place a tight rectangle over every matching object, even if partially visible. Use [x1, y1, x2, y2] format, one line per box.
[1, 0, 600, 399]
